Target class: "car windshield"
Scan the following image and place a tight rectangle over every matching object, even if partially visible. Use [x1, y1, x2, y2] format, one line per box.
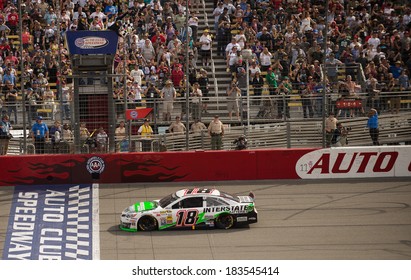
[219, 191, 240, 203]
[158, 192, 179, 208]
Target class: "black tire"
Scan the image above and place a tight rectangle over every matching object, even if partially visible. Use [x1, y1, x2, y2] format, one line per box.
[138, 216, 158, 231]
[215, 214, 235, 229]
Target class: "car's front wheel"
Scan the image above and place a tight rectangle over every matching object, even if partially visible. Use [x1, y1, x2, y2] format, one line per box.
[215, 214, 235, 229]
[138, 216, 158, 231]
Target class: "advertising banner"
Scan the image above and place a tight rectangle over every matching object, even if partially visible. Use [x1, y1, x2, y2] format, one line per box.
[295, 146, 411, 179]
[66, 31, 119, 55]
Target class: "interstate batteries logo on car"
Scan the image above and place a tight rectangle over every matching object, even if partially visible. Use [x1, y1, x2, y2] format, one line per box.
[75, 36, 109, 49]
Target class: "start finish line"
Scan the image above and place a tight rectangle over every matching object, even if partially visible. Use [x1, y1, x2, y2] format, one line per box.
[2, 184, 99, 260]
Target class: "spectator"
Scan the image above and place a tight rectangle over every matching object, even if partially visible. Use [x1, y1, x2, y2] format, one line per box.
[160, 79, 177, 121]
[191, 118, 207, 134]
[62, 123, 73, 142]
[199, 29, 212, 68]
[115, 121, 128, 152]
[265, 68, 278, 96]
[191, 82, 203, 121]
[49, 121, 62, 153]
[299, 82, 314, 119]
[197, 68, 210, 114]
[138, 119, 154, 152]
[4, 81, 18, 124]
[325, 112, 338, 147]
[276, 80, 291, 119]
[208, 115, 225, 150]
[79, 122, 91, 144]
[0, 114, 12, 155]
[252, 71, 264, 104]
[168, 116, 186, 135]
[96, 127, 108, 153]
[31, 116, 49, 154]
[367, 108, 380, 146]
[226, 79, 241, 120]
[331, 122, 349, 147]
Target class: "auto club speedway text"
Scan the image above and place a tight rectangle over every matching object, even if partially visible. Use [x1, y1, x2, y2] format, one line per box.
[4, 185, 93, 260]
[8, 191, 66, 259]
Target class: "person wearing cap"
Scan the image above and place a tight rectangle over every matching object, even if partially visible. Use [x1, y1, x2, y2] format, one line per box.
[138, 119, 154, 152]
[160, 80, 177, 121]
[49, 120, 62, 153]
[31, 116, 49, 154]
[188, 13, 199, 43]
[389, 60, 403, 79]
[208, 115, 225, 150]
[199, 29, 213, 67]
[0, 115, 12, 155]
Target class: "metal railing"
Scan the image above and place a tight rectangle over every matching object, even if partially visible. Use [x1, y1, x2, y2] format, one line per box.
[3, 89, 411, 154]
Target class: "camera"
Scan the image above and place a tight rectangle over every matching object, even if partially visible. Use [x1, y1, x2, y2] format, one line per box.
[346, 127, 352, 131]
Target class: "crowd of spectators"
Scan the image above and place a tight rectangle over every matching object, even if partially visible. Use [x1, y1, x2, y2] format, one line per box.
[0, 0, 209, 125]
[0, 0, 411, 128]
[213, 0, 411, 117]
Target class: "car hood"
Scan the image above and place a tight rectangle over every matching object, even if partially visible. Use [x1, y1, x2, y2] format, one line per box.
[132, 201, 158, 212]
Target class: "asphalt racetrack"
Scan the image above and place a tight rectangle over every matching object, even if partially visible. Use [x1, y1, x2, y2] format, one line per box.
[1, 178, 411, 260]
[100, 178, 411, 260]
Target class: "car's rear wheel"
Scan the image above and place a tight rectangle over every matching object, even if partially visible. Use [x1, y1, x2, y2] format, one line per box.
[215, 214, 235, 229]
[138, 216, 158, 231]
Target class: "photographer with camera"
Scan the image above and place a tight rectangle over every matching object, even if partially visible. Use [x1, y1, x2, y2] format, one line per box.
[331, 122, 350, 147]
[227, 79, 241, 121]
[233, 135, 247, 150]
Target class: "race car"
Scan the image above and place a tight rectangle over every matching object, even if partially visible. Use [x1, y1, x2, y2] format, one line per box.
[120, 188, 257, 231]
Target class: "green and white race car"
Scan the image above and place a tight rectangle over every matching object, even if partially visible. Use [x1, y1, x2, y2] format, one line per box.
[120, 188, 257, 231]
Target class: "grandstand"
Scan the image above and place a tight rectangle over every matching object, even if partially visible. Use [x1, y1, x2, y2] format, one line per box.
[1, 0, 411, 154]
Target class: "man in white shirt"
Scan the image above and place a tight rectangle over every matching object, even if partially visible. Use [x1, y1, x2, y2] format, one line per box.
[367, 32, 380, 50]
[212, 2, 225, 31]
[130, 65, 144, 87]
[225, 38, 241, 58]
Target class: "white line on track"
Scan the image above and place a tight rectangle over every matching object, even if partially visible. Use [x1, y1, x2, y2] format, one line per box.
[92, 183, 100, 260]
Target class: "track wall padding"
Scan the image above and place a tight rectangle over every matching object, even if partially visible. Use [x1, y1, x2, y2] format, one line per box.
[0, 147, 409, 186]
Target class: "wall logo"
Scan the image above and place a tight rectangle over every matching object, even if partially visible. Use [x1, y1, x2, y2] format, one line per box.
[87, 156, 105, 175]
[296, 147, 411, 179]
[74, 37, 109, 49]
[2, 184, 98, 260]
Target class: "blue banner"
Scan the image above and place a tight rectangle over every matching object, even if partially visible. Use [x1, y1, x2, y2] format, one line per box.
[66, 31, 118, 55]
[2, 184, 97, 260]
